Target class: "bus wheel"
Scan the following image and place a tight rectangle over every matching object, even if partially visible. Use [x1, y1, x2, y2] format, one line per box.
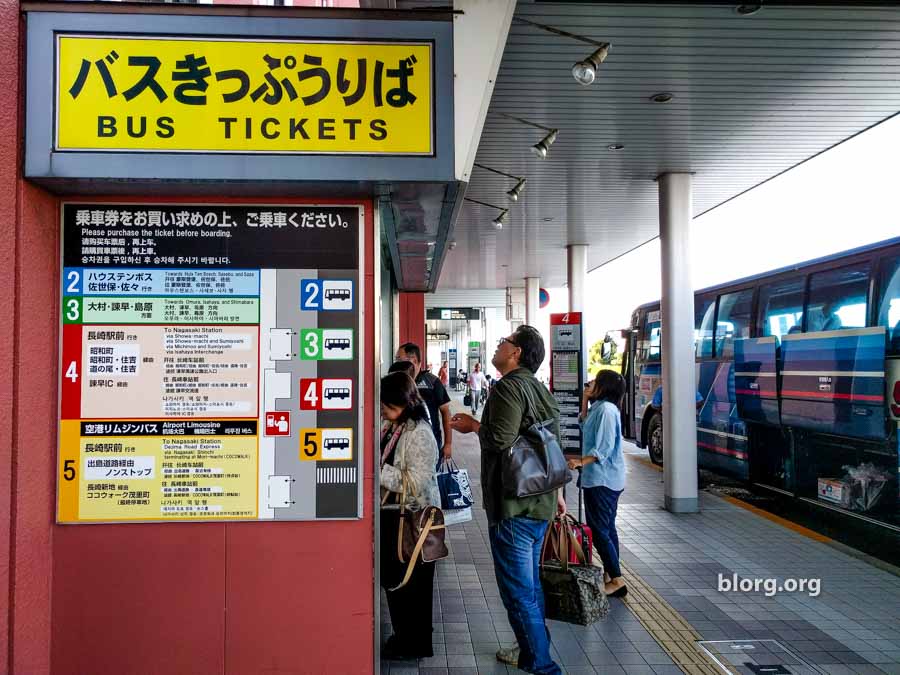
[648, 413, 663, 466]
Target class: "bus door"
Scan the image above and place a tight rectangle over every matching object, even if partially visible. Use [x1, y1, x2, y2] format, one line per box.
[621, 327, 636, 439]
[634, 309, 662, 445]
[734, 336, 779, 426]
[780, 326, 887, 441]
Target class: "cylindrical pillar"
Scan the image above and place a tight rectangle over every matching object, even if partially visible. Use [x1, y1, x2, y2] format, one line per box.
[525, 277, 540, 326]
[567, 244, 588, 379]
[658, 173, 699, 514]
[566, 245, 587, 313]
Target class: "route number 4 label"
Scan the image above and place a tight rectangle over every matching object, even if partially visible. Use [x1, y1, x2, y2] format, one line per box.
[300, 378, 354, 410]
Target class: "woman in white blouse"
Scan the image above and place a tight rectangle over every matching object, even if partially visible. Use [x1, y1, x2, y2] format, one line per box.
[379, 371, 440, 660]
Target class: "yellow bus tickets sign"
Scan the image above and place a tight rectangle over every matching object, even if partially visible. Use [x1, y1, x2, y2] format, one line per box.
[55, 35, 434, 155]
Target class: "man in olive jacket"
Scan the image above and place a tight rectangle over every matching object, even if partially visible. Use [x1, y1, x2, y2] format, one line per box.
[451, 325, 565, 675]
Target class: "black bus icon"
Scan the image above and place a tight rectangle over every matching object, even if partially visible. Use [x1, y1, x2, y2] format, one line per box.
[325, 288, 351, 302]
[559, 329, 573, 338]
[324, 387, 351, 400]
[324, 437, 350, 452]
[324, 338, 351, 351]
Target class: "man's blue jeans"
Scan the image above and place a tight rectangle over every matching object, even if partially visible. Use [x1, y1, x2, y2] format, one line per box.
[489, 516, 561, 675]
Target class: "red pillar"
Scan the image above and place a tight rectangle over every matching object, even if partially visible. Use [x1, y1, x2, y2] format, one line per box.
[398, 292, 426, 349]
[2, 1, 58, 671]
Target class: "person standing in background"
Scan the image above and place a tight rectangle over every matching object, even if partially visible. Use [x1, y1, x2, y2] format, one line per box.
[396, 343, 453, 460]
[467, 362, 487, 415]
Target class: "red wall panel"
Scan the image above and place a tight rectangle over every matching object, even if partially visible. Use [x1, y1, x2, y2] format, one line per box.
[41, 198, 376, 675]
[10, 183, 59, 675]
[398, 292, 426, 351]
[51, 525, 227, 675]
[224, 202, 375, 674]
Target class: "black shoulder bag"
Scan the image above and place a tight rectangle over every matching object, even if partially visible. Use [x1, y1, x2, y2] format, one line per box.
[501, 380, 571, 498]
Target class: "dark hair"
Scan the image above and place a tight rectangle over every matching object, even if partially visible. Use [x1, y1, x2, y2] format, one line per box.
[397, 342, 422, 364]
[388, 360, 416, 378]
[512, 325, 545, 373]
[380, 372, 428, 423]
[589, 369, 626, 409]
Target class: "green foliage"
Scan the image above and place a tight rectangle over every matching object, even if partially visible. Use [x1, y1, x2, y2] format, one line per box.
[588, 335, 622, 376]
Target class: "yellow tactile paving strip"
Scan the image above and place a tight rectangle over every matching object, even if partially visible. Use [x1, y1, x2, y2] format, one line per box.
[617, 559, 725, 674]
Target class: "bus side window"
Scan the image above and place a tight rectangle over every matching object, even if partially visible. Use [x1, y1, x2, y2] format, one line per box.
[806, 263, 870, 333]
[695, 298, 715, 359]
[759, 276, 805, 339]
[648, 323, 661, 361]
[877, 254, 900, 353]
[715, 289, 754, 358]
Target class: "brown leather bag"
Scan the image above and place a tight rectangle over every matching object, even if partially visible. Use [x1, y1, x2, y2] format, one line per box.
[385, 472, 448, 591]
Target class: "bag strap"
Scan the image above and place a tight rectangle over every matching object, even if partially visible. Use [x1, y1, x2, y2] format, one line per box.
[519, 379, 554, 431]
[437, 458, 459, 473]
[390, 509, 445, 591]
[539, 514, 587, 572]
[560, 513, 587, 564]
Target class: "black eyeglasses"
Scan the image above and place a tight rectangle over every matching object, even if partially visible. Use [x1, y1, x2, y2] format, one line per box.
[498, 337, 517, 348]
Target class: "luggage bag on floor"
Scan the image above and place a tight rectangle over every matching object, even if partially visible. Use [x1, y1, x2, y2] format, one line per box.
[539, 510, 609, 626]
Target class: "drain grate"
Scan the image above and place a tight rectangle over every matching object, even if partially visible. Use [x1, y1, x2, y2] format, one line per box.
[698, 639, 828, 675]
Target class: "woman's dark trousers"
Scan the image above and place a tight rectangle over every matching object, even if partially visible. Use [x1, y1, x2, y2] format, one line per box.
[583, 485, 623, 578]
[380, 509, 435, 656]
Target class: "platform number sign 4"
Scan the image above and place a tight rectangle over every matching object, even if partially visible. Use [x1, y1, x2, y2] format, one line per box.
[300, 378, 353, 410]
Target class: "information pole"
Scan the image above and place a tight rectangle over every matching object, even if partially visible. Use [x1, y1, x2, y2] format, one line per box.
[57, 202, 364, 523]
[550, 312, 584, 457]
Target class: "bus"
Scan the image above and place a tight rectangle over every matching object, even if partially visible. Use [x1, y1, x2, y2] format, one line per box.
[324, 437, 350, 453]
[324, 338, 351, 351]
[622, 236, 900, 531]
[324, 387, 351, 400]
[325, 288, 351, 302]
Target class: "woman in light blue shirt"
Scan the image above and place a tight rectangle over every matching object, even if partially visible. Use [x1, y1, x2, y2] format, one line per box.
[567, 370, 627, 598]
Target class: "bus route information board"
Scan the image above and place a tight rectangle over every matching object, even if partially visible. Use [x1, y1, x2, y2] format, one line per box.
[550, 312, 583, 456]
[57, 203, 363, 523]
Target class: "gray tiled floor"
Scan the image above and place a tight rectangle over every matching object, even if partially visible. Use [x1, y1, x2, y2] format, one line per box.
[380, 393, 900, 675]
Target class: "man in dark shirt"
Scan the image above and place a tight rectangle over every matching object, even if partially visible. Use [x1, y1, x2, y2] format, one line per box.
[451, 325, 565, 675]
[395, 342, 452, 459]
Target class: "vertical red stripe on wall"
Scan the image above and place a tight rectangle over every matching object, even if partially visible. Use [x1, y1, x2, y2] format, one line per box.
[0, 0, 20, 670]
[14, 182, 60, 675]
[399, 292, 426, 350]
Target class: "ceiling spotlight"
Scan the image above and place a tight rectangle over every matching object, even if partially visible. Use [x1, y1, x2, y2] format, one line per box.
[651, 92, 673, 103]
[572, 45, 610, 86]
[734, 4, 761, 15]
[473, 163, 526, 202]
[507, 178, 527, 202]
[607, 143, 625, 151]
[464, 197, 511, 231]
[531, 129, 558, 159]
